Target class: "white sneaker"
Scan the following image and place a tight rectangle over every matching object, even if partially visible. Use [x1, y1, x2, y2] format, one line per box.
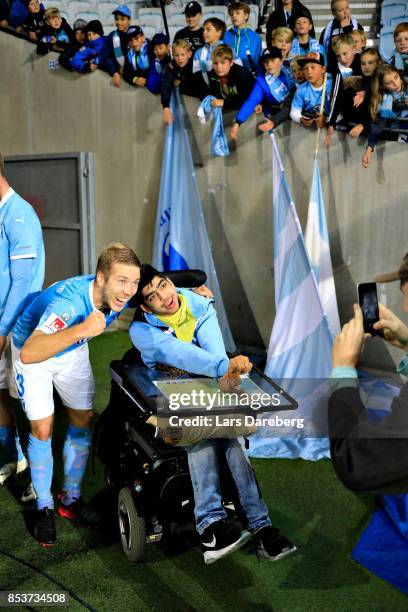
[21, 482, 37, 502]
[0, 456, 28, 484]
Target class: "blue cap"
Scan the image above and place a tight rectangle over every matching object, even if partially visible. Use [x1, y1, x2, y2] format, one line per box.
[112, 5, 131, 18]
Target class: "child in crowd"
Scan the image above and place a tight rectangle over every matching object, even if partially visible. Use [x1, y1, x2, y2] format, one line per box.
[270, 27, 294, 67]
[351, 29, 366, 54]
[290, 51, 333, 128]
[107, 4, 136, 88]
[362, 65, 408, 167]
[123, 26, 153, 88]
[332, 34, 361, 79]
[207, 44, 254, 111]
[161, 40, 207, 124]
[290, 55, 305, 86]
[0, 0, 11, 28]
[231, 47, 295, 138]
[326, 47, 381, 144]
[58, 18, 87, 72]
[21, 0, 44, 41]
[389, 22, 408, 77]
[174, 1, 204, 53]
[224, 2, 262, 73]
[290, 11, 326, 64]
[320, 0, 363, 73]
[37, 7, 75, 55]
[193, 17, 226, 86]
[266, 0, 314, 45]
[146, 33, 171, 94]
[70, 20, 112, 74]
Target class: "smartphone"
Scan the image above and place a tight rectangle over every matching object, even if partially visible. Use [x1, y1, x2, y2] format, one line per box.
[358, 282, 383, 337]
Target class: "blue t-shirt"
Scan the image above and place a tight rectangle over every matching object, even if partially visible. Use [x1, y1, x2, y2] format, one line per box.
[291, 75, 333, 115]
[0, 189, 45, 329]
[13, 274, 125, 357]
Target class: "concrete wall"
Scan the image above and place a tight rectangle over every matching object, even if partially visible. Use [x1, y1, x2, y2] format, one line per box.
[1, 32, 407, 367]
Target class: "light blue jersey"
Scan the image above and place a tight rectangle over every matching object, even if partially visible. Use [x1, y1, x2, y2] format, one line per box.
[13, 275, 125, 356]
[290, 75, 333, 122]
[0, 189, 45, 333]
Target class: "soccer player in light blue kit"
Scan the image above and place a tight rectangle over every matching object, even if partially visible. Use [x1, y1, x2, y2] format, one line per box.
[13, 243, 140, 546]
[0, 154, 44, 485]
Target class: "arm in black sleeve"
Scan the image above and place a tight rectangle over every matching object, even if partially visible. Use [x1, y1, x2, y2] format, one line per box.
[367, 116, 387, 149]
[329, 385, 408, 493]
[223, 66, 254, 111]
[161, 63, 175, 108]
[271, 85, 296, 127]
[123, 58, 137, 85]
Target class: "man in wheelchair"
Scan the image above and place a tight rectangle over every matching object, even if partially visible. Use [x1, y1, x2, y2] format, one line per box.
[129, 264, 297, 564]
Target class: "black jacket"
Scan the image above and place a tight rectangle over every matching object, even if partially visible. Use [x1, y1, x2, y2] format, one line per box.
[320, 19, 364, 75]
[173, 26, 204, 53]
[266, 2, 314, 51]
[208, 64, 254, 111]
[22, 7, 45, 38]
[329, 384, 408, 494]
[123, 40, 155, 84]
[37, 18, 75, 55]
[161, 57, 207, 108]
[0, 0, 11, 23]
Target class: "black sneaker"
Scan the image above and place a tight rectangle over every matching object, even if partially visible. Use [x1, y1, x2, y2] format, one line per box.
[200, 519, 251, 565]
[57, 493, 101, 528]
[254, 526, 297, 561]
[34, 507, 56, 547]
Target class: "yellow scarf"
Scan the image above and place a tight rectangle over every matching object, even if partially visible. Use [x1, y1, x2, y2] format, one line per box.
[157, 294, 197, 343]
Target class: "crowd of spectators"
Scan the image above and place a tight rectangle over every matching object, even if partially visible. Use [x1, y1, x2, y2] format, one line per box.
[0, 0, 407, 165]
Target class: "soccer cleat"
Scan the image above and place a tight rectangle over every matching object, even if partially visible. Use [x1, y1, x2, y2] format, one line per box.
[57, 493, 101, 528]
[0, 456, 28, 484]
[21, 482, 37, 503]
[254, 526, 297, 561]
[34, 507, 56, 547]
[200, 519, 251, 565]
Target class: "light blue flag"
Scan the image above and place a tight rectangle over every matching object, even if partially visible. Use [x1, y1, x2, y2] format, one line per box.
[153, 89, 236, 352]
[305, 159, 341, 336]
[197, 96, 230, 158]
[249, 135, 332, 460]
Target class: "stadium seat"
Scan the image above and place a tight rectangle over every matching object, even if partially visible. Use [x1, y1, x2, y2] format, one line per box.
[68, 1, 92, 22]
[96, 2, 118, 22]
[167, 15, 186, 28]
[139, 23, 159, 39]
[138, 14, 163, 31]
[169, 25, 180, 42]
[380, 25, 396, 60]
[202, 6, 228, 21]
[381, 3, 408, 26]
[75, 11, 100, 23]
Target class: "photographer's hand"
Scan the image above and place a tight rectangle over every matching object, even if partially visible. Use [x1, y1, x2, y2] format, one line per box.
[332, 304, 370, 368]
[374, 304, 408, 350]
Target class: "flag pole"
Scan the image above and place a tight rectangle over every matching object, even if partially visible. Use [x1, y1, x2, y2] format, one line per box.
[159, 0, 170, 40]
[314, 72, 328, 159]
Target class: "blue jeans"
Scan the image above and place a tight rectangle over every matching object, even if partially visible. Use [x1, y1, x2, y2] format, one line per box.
[186, 438, 271, 535]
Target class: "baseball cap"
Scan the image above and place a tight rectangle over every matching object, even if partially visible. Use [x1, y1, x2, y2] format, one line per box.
[293, 8, 313, 23]
[297, 51, 325, 67]
[261, 47, 283, 61]
[375, 253, 408, 284]
[151, 33, 169, 46]
[112, 4, 131, 18]
[184, 1, 202, 16]
[127, 25, 144, 40]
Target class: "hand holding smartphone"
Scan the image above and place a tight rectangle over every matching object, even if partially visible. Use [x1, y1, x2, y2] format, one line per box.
[358, 282, 384, 337]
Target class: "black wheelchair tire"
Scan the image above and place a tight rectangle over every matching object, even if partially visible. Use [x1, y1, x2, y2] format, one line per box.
[118, 487, 146, 562]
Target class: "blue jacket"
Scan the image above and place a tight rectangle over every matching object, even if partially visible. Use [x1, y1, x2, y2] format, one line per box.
[9, 0, 29, 27]
[129, 288, 229, 377]
[236, 69, 294, 124]
[146, 56, 170, 94]
[224, 27, 262, 72]
[70, 37, 114, 74]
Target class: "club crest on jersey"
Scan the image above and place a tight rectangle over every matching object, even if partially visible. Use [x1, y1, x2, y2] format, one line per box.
[42, 313, 68, 333]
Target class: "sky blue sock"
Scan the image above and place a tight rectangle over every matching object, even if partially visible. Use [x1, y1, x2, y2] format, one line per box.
[27, 433, 54, 510]
[62, 424, 91, 506]
[0, 425, 24, 464]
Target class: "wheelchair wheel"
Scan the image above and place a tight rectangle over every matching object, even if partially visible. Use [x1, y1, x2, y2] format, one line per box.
[118, 487, 146, 562]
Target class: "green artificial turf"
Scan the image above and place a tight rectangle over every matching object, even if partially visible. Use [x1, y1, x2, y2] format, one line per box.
[0, 331, 407, 611]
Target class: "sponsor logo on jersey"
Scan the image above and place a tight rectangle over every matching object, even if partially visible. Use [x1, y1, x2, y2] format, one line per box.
[41, 313, 68, 333]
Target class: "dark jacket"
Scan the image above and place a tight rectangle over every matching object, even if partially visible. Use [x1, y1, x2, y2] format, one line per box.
[22, 7, 45, 39]
[161, 57, 207, 108]
[329, 384, 408, 494]
[320, 18, 364, 75]
[266, 2, 314, 50]
[123, 40, 155, 84]
[70, 37, 114, 74]
[106, 27, 137, 74]
[173, 26, 204, 53]
[37, 18, 75, 55]
[0, 0, 11, 23]
[207, 64, 255, 111]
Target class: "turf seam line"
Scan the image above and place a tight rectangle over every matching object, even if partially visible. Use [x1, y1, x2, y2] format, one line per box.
[0, 547, 97, 612]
